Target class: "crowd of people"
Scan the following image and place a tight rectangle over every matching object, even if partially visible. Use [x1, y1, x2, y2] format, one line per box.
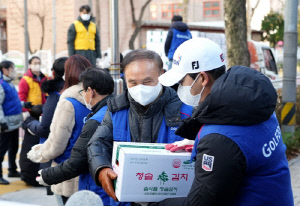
[0, 4, 295, 206]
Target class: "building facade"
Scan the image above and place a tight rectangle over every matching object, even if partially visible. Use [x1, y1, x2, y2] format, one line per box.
[5, 0, 268, 59]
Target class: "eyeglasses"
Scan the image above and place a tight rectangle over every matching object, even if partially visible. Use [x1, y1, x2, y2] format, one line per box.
[78, 89, 84, 96]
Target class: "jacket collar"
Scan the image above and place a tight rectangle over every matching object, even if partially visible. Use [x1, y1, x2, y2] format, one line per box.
[25, 69, 47, 83]
[107, 87, 183, 127]
[2, 74, 13, 83]
[60, 83, 85, 105]
[85, 94, 114, 120]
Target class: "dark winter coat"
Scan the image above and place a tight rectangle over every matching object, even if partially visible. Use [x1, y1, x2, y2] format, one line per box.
[87, 87, 192, 185]
[67, 16, 101, 65]
[26, 78, 64, 139]
[164, 21, 190, 58]
[156, 66, 293, 206]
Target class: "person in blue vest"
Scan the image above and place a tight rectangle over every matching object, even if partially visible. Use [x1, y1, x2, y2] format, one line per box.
[34, 68, 114, 206]
[87, 50, 194, 206]
[21, 57, 67, 192]
[0, 60, 31, 185]
[154, 38, 294, 206]
[27, 54, 91, 204]
[164, 15, 192, 71]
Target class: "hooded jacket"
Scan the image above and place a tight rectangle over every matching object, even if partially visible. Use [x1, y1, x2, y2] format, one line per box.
[26, 78, 64, 139]
[0, 74, 23, 132]
[67, 16, 101, 65]
[164, 21, 192, 59]
[157, 66, 294, 206]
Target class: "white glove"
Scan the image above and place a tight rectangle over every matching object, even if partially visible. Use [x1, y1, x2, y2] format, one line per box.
[36, 170, 49, 186]
[173, 139, 195, 147]
[165, 139, 195, 152]
[27, 144, 48, 163]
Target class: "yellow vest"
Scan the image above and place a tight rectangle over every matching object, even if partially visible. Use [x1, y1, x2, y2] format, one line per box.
[74, 20, 96, 50]
[22, 76, 43, 105]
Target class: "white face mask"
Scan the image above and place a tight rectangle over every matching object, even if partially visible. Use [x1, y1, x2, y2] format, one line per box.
[81, 14, 90, 21]
[62, 75, 65, 80]
[8, 70, 17, 79]
[177, 74, 205, 107]
[83, 89, 92, 110]
[128, 82, 162, 106]
[31, 65, 41, 72]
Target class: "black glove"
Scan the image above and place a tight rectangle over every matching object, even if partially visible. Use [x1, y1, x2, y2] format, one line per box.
[0, 123, 8, 132]
[24, 102, 33, 109]
[22, 116, 36, 130]
[30, 105, 43, 119]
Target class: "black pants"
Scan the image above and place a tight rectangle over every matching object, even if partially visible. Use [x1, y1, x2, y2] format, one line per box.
[0, 129, 19, 177]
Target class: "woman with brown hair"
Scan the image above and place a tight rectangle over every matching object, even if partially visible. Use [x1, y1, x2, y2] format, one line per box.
[27, 54, 91, 204]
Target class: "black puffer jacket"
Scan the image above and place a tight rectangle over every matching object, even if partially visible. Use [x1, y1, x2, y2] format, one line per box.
[26, 78, 64, 138]
[164, 21, 189, 57]
[156, 66, 279, 206]
[87, 87, 191, 185]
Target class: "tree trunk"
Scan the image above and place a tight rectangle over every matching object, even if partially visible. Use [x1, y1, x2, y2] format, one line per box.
[129, 24, 142, 50]
[224, 0, 250, 68]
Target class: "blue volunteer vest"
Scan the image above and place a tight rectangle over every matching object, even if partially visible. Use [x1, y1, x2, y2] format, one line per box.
[79, 105, 110, 206]
[0, 79, 22, 116]
[192, 113, 293, 206]
[54, 98, 90, 164]
[40, 91, 61, 144]
[109, 103, 193, 206]
[168, 29, 192, 60]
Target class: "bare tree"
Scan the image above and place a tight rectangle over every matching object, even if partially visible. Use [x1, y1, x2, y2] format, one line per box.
[224, 0, 250, 67]
[181, 0, 189, 23]
[246, 0, 261, 40]
[129, 0, 152, 50]
[9, 0, 51, 54]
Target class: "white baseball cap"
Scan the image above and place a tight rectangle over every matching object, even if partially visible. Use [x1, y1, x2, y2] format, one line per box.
[159, 38, 225, 86]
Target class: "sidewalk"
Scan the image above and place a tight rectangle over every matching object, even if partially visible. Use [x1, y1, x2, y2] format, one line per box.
[289, 155, 300, 205]
[1, 154, 300, 205]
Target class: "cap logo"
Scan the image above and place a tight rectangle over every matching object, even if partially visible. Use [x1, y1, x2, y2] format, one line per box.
[173, 54, 182, 66]
[192, 61, 199, 70]
[220, 53, 224, 62]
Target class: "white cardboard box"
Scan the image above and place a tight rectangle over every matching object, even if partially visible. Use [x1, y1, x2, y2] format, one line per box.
[112, 142, 195, 202]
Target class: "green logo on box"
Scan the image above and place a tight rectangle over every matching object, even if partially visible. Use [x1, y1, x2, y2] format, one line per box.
[157, 171, 169, 185]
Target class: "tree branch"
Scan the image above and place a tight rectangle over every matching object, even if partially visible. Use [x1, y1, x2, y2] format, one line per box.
[137, 0, 152, 23]
[130, 0, 137, 24]
[251, 0, 260, 18]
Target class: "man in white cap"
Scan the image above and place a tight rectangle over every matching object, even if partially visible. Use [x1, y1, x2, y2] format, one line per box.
[154, 38, 294, 206]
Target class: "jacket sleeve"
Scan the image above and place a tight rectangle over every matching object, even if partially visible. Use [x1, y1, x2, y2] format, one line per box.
[37, 99, 75, 162]
[42, 119, 101, 185]
[95, 27, 101, 58]
[67, 23, 76, 56]
[164, 29, 173, 57]
[87, 110, 114, 186]
[18, 77, 29, 112]
[0, 84, 6, 124]
[158, 134, 247, 206]
[27, 94, 59, 138]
